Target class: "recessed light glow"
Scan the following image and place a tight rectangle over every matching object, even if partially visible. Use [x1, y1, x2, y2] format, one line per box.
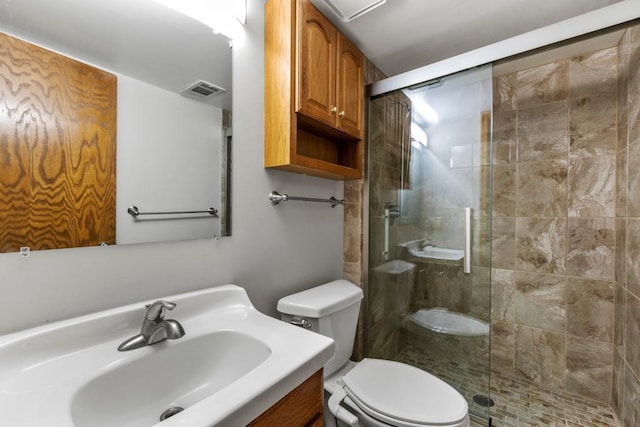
[232, 0, 247, 24]
[411, 122, 428, 147]
[155, 0, 246, 40]
[412, 98, 439, 125]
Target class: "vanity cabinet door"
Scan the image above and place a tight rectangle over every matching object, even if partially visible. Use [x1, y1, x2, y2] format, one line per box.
[249, 369, 323, 427]
[296, 0, 337, 128]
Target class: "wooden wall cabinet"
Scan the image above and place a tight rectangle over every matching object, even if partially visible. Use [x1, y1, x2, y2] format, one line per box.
[249, 369, 324, 427]
[265, 0, 364, 180]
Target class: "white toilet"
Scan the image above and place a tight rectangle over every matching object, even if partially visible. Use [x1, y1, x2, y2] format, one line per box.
[277, 280, 470, 427]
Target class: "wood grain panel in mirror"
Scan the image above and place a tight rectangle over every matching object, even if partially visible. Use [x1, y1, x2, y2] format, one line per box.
[0, 33, 116, 252]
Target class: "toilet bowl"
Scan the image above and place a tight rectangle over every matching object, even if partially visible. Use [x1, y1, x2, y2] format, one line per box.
[277, 280, 469, 427]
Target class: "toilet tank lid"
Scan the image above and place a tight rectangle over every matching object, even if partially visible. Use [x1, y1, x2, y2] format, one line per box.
[277, 280, 363, 318]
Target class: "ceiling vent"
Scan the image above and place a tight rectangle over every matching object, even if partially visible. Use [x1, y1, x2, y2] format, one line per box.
[180, 80, 226, 100]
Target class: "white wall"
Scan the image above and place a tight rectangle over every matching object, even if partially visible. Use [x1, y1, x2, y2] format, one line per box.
[0, 0, 344, 335]
[116, 75, 223, 244]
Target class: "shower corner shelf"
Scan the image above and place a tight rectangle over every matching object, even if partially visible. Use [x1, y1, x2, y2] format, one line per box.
[264, 0, 364, 181]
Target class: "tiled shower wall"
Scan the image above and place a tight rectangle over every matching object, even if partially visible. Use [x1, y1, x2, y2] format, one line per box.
[490, 47, 616, 402]
[491, 24, 640, 417]
[613, 25, 640, 426]
[343, 59, 386, 360]
[364, 86, 414, 359]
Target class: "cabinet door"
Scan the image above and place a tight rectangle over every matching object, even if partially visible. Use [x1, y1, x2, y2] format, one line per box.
[248, 370, 323, 427]
[336, 34, 364, 139]
[296, 0, 337, 128]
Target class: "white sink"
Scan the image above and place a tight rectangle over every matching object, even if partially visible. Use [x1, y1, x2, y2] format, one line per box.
[399, 240, 464, 262]
[72, 331, 271, 427]
[0, 285, 334, 426]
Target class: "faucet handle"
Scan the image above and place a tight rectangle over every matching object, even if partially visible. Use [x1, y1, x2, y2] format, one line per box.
[145, 300, 176, 321]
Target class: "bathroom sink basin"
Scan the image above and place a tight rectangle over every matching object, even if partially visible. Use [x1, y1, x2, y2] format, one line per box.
[0, 285, 334, 427]
[399, 240, 464, 263]
[72, 331, 271, 427]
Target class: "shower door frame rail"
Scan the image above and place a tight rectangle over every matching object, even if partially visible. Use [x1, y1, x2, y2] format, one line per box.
[368, 2, 640, 99]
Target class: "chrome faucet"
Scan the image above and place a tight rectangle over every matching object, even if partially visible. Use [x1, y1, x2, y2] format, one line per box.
[421, 240, 435, 250]
[117, 300, 185, 351]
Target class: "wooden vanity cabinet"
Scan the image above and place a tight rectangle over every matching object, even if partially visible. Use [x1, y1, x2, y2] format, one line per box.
[265, 0, 364, 180]
[249, 369, 324, 426]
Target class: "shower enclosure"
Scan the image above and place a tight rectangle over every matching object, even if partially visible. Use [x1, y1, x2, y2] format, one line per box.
[364, 20, 639, 426]
[366, 65, 493, 422]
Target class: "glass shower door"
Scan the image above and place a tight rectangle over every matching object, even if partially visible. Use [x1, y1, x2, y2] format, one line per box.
[366, 65, 493, 422]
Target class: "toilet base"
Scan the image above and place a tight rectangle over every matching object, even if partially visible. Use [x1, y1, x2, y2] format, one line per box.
[324, 361, 358, 427]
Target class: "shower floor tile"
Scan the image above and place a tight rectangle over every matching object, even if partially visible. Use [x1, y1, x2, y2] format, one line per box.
[489, 371, 619, 427]
[394, 345, 620, 427]
[395, 345, 492, 419]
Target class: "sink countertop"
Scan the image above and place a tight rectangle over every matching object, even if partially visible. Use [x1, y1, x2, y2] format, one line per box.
[0, 284, 334, 427]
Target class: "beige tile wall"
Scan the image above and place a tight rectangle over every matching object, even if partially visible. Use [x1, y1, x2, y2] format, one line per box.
[613, 25, 640, 426]
[490, 44, 620, 403]
[364, 87, 415, 360]
[491, 26, 640, 418]
[344, 59, 386, 360]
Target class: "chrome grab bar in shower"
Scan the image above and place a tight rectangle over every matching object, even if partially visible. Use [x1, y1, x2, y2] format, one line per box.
[127, 206, 218, 217]
[269, 191, 344, 207]
[464, 207, 472, 274]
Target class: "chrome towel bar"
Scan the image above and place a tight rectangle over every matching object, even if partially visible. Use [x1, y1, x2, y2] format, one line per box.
[127, 205, 218, 217]
[269, 191, 344, 207]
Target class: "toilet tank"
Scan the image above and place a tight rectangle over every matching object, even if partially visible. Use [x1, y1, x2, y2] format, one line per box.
[277, 280, 363, 377]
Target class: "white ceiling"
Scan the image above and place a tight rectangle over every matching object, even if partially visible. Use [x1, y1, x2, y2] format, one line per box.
[309, 0, 625, 76]
[0, 0, 628, 107]
[0, 0, 232, 109]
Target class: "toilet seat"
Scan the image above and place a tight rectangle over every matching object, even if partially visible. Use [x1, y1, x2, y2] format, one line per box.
[341, 358, 469, 427]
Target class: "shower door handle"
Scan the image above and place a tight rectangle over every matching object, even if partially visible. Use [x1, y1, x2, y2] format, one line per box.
[464, 207, 472, 274]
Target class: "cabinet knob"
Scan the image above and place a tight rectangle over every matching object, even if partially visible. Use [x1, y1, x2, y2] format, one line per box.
[338, 111, 345, 117]
[331, 106, 337, 113]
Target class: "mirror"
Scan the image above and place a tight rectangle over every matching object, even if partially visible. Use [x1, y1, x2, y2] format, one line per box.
[0, 0, 233, 252]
